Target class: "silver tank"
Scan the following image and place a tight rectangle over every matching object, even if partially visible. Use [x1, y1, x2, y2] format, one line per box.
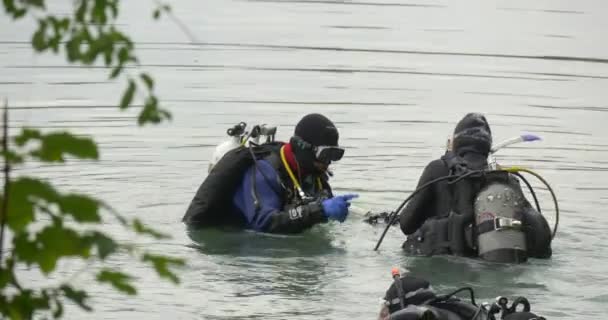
[474, 182, 528, 263]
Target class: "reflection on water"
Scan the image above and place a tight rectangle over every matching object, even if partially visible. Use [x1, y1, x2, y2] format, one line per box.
[186, 226, 343, 257]
[2, 0, 608, 318]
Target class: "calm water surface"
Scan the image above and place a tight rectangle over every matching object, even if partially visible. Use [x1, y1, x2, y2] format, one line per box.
[1, 0, 607, 319]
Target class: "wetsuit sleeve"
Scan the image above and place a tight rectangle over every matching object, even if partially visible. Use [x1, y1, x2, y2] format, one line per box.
[399, 160, 445, 235]
[508, 175, 553, 258]
[522, 207, 553, 259]
[234, 160, 326, 234]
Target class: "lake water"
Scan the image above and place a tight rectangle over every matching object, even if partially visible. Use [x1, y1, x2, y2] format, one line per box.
[1, 0, 607, 319]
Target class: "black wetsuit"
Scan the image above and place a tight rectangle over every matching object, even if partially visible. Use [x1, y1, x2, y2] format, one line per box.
[398, 113, 552, 259]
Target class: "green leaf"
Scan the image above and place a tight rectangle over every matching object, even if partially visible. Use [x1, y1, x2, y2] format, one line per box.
[1, 150, 24, 164]
[14, 128, 98, 162]
[8, 289, 49, 319]
[119, 79, 136, 109]
[36, 224, 92, 273]
[75, 0, 88, 22]
[52, 297, 64, 318]
[32, 20, 48, 52]
[0, 265, 11, 288]
[3, 0, 28, 19]
[102, 37, 114, 66]
[92, 0, 107, 24]
[142, 253, 185, 284]
[14, 127, 41, 146]
[33, 131, 99, 162]
[17, 177, 59, 200]
[137, 96, 162, 125]
[132, 218, 169, 239]
[108, 0, 118, 18]
[96, 270, 137, 295]
[87, 231, 118, 259]
[159, 108, 172, 121]
[65, 32, 84, 62]
[13, 233, 39, 265]
[7, 177, 56, 232]
[27, 0, 45, 8]
[32, 30, 45, 51]
[58, 194, 101, 222]
[3, 0, 17, 13]
[140, 73, 154, 90]
[153, 9, 160, 19]
[117, 46, 128, 64]
[13, 8, 27, 19]
[60, 285, 92, 312]
[59, 17, 70, 30]
[109, 65, 123, 79]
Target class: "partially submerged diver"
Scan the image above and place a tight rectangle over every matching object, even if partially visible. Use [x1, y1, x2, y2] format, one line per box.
[398, 113, 553, 263]
[378, 269, 546, 320]
[182, 113, 358, 234]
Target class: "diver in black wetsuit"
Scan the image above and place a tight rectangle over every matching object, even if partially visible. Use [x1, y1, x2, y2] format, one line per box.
[398, 113, 552, 262]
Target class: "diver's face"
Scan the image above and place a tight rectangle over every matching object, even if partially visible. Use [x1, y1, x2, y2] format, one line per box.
[313, 160, 330, 173]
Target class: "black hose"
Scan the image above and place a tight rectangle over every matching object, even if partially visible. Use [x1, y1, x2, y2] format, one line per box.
[511, 171, 542, 214]
[373, 167, 560, 250]
[430, 287, 477, 306]
[373, 170, 484, 251]
[512, 169, 560, 239]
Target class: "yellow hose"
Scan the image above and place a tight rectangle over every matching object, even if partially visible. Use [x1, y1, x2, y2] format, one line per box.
[503, 166, 560, 239]
[279, 145, 322, 199]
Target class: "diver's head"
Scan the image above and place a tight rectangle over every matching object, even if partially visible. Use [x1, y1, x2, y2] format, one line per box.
[383, 275, 436, 314]
[290, 113, 344, 174]
[452, 112, 492, 157]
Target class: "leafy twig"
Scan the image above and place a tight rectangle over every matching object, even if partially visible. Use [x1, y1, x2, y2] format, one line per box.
[0, 99, 9, 257]
[153, 0, 199, 43]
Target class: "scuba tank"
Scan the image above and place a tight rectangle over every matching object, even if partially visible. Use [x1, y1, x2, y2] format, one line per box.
[208, 122, 277, 173]
[473, 133, 542, 263]
[474, 182, 527, 263]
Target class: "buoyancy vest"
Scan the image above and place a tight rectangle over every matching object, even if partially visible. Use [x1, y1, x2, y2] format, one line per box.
[182, 142, 284, 228]
[402, 153, 552, 262]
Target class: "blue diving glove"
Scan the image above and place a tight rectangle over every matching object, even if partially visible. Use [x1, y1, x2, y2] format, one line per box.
[322, 194, 359, 222]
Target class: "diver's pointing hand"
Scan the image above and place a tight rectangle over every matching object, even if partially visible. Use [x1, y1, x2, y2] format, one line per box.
[337, 194, 359, 207]
[322, 194, 359, 222]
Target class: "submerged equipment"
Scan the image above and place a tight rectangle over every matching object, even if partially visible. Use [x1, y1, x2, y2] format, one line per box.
[383, 269, 546, 320]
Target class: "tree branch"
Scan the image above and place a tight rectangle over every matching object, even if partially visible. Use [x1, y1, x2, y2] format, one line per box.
[0, 98, 9, 258]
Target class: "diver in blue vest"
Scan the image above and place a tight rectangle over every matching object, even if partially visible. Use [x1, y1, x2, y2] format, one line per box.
[398, 113, 553, 263]
[182, 113, 358, 234]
